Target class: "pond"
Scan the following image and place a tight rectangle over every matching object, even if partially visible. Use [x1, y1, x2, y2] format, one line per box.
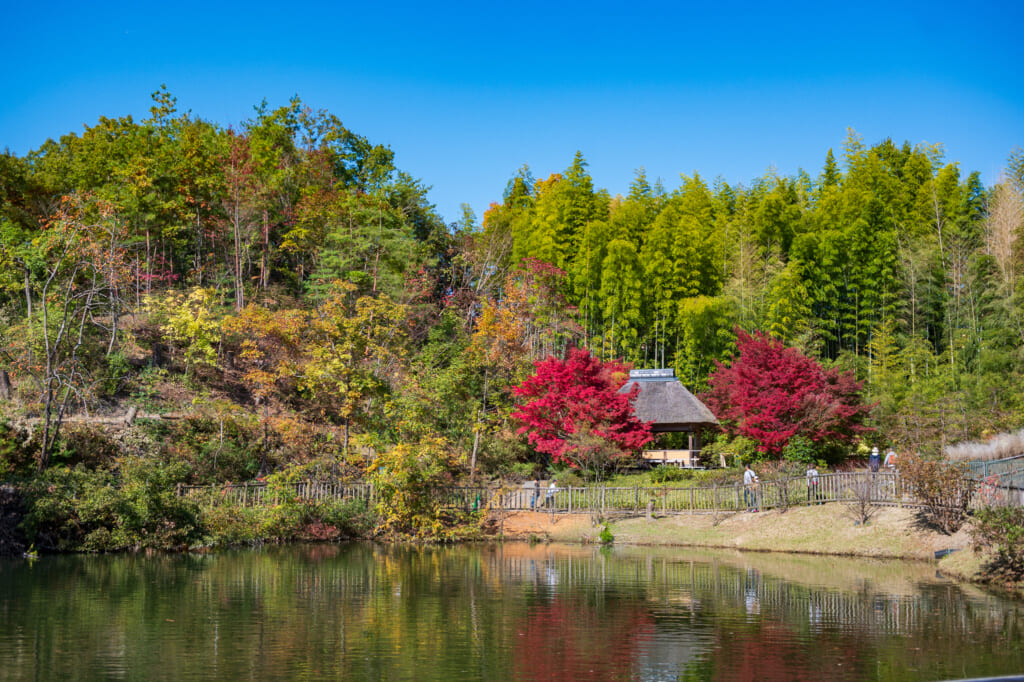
[1, 543, 1022, 680]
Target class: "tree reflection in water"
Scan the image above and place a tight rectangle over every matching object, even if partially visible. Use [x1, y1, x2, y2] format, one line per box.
[0, 543, 1022, 680]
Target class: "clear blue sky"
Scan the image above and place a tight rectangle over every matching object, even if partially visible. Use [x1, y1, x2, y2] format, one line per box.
[2, 1, 1022, 224]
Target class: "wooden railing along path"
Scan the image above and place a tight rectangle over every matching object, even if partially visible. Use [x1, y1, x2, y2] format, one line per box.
[177, 481, 375, 507]
[177, 471, 1024, 514]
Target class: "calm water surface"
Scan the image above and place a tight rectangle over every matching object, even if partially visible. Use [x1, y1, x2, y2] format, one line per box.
[1, 543, 1023, 681]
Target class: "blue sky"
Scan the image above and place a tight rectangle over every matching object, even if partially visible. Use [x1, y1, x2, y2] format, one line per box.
[2, 1, 1022, 224]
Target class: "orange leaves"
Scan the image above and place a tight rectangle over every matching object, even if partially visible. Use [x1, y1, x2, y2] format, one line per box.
[221, 305, 306, 398]
[471, 258, 581, 373]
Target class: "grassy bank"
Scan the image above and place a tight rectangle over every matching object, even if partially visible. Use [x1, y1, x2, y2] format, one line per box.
[493, 503, 973, 561]
[492, 502, 1024, 594]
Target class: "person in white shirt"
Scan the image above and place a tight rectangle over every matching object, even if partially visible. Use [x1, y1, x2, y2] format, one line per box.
[743, 464, 760, 511]
[806, 463, 820, 504]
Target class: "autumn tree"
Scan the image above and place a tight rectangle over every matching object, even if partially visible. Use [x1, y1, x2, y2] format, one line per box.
[511, 347, 652, 478]
[703, 330, 872, 458]
[302, 281, 407, 456]
[5, 195, 134, 468]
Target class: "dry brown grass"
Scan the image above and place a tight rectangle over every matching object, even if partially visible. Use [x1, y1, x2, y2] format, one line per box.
[946, 429, 1024, 461]
[495, 504, 974, 561]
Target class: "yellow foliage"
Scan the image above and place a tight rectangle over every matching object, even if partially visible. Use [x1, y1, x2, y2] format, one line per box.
[146, 288, 221, 371]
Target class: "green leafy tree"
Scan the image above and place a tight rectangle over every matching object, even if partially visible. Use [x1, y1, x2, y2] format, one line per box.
[301, 281, 407, 456]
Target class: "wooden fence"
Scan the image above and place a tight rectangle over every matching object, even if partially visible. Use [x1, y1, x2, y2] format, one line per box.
[177, 471, 1002, 515]
[506, 472, 905, 515]
[176, 471, 1024, 515]
[177, 481, 374, 507]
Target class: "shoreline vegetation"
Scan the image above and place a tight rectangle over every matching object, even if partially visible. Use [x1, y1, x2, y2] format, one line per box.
[1, 473, 1013, 595]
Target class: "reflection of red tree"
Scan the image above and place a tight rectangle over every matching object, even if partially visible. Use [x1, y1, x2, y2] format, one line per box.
[711, 623, 869, 681]
[511, 597, 654, 680]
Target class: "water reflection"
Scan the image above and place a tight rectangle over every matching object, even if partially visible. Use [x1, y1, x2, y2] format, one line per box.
[0, 544, 1022, 680]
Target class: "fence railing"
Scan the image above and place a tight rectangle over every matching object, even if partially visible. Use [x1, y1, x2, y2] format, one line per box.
[177, 481, 375, 507]
[965, 454, 1024, 480]
[505, 472, 905, 515]
[176, 470, 1024, 517]
[174, 472, 917, 514]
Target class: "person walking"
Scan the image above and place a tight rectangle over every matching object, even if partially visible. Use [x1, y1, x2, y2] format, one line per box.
[884, 447, 898, 470]
[545, 479, 557, 508]
[868, 446, 881, 473]
[743, 464, 760, 512]
[806, 463, 820, 504]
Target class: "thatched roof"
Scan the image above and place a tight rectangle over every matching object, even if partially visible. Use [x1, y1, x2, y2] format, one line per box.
[618, 369, 719, 432]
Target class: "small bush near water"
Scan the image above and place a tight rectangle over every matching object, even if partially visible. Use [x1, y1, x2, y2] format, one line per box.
[900, 454, 974, 534]
[21, 459, 202, 552]
[972, 506, 1024, 581]
[19, 458, 376, 551]
[200, 497, 375, 547]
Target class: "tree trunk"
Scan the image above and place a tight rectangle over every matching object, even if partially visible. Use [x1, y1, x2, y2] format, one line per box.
[261, 209, 270, 290]
[0, 370, 11, 401]
[234, 202, 243, 310]
[470, 369, 489, 481]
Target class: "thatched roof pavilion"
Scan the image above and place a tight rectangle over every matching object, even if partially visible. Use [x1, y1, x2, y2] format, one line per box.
[618, 369, 719, 433]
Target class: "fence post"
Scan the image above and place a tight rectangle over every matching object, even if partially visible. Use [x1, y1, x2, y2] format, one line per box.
[568, 487, 573, 514]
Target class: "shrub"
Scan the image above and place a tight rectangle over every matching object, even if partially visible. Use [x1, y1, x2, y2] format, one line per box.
[692, 468, 741, 487]
[196, 499, 368, 547]
[900, 453, 974, 534]
[972, 506, 1024, 580]
[649, 465, 694, 484]
[509, 462, 538, 480]
[22, 458, 201, 551]
[0, 422, 33, 478]
[782, 435, 818, 465]
[599, 525, 614, 545]
[843, 474, 879, 525]
[369, 438, 463, 539]
[99, 351, 132, 398]
[702, 435, 761, 466]
[552, 470, 583, 488]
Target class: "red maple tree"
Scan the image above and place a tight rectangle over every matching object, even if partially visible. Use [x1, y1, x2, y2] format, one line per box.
[511, 347, 653, 472]
[702, 330, 872, 456]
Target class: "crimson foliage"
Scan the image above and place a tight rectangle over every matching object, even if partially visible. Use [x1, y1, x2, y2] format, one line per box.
[702, 330, 872, 456]
[511, 348, 653, 469]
